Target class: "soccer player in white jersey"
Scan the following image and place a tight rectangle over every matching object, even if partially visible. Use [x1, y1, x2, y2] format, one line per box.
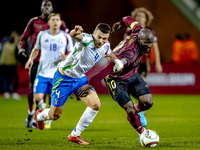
[35, 23, 124, 145]
[25, 13, 73, 129]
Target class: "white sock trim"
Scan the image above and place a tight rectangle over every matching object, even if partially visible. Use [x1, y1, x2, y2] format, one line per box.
[38, 99, 44, 110]
[28, 110, 35, 115]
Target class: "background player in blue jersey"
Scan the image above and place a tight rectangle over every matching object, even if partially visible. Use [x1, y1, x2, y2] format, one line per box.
[25, 13, 73, 129]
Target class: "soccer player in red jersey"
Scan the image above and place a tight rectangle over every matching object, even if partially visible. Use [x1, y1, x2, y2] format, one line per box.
[18, 0, 68, 128]
[77, 16, 154, 138]
[124, 7, 162, 80]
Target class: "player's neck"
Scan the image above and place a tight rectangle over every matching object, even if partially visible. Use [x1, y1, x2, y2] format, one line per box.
[49, 29, 60, 36]
[41, 14, 48, 22]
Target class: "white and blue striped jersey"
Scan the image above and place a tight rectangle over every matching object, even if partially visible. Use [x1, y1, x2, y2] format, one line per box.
[35, 30, 73, 78]
[58, 33, 111, 78]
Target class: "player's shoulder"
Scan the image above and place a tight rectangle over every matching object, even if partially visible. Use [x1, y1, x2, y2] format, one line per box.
[104, 41, 111, 47]
[60, 30, 70, 36]
[82, 33, 92, 38]
[37, 30, 48, 37]
[59, 30, 72, 40]
[28, 16, 40, 23]
[102, 41, 111, 52]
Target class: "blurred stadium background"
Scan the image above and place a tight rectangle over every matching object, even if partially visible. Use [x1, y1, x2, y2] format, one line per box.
[0, 0, 200, 149]
[1, 0, 199, 95]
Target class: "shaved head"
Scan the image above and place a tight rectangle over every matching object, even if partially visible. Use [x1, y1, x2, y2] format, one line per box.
[138, 28, 154, 53]
[138, 28, 154, 41]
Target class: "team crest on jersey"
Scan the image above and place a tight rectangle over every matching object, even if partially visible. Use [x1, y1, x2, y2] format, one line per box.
[55, 99, 59, 105]
[58, 39, 63, 44]
[37, 25, 42, 29]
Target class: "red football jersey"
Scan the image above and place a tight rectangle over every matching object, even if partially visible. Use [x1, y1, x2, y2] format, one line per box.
[20, 16, 68, 62]
[89, 16, 144, 87]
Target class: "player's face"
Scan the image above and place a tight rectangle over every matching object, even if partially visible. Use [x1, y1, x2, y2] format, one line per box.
[93, 30, 110, 48]
[135, 12, 147, 27]
[48, 15, 62, 30]
[138, 36, 153, 53]
[41, 1, 53, 15]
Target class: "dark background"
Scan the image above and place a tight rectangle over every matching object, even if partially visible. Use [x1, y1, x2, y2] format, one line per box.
[1, 0, 200, 62]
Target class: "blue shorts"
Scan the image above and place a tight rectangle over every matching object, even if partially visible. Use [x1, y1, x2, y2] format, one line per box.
[51, 70, 95, 107]
[33, 75, 53, 94]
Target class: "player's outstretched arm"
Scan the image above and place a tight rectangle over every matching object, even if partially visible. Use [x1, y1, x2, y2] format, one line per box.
[112, 22, 123, 33]
[70, 25, 83, 42]
[77, 84, 93, 97]
[77, 62, 114, 98]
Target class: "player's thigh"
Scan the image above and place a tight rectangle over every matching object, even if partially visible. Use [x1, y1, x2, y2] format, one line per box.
[80, 90, 101, 110]
[129, 73, 151, 101]
[139, 94, 153, 106]
[51, 70, 74, 107]
[104, 76, 131, 107]
[34, 93, 45, 102]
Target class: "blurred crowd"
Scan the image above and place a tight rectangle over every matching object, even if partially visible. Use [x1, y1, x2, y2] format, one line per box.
[0, 31, 29, 100]
[172, 33, 199, 66]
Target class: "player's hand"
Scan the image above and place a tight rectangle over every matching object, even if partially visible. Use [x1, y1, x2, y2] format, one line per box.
[25, 60, 33, 74]
[112, 22, 122, 33]
[77, 84, 93, 97]
[60, 52, 67, 61]
[74, 25, 83, 34]
[112, 69, 122, 78]
[113, 59, 123, 72]
[18, 49, 27, 57]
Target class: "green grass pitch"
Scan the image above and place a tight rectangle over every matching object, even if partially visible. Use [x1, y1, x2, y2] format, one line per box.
[0, 94, 200, 150]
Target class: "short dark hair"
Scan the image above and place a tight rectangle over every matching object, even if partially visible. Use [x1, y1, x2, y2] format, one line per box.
[95, 23, 111, 34]
[48, 13, 61, 21]
[42, 0, 51, 3]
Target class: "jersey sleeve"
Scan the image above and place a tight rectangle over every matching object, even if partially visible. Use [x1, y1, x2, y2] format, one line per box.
[19, 18, 35, 49]
[103, 42, 112, 57]
[34, 31, 43, 49]
[80, 33, 93, 46]
[121, 16, 143, 33]
[88, 62, 114, 87]
[64, 33, 73, 53]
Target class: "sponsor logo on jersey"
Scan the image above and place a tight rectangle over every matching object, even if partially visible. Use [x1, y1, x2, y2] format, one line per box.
[37, 25, 42, 29]
[44, 39, 49, 42]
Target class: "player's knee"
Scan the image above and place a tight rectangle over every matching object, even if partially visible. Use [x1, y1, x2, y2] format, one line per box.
[140, 94, 153, 106]
[90, 102, 101, 111]
[146, 94, 153, 108]
[49, 114, 61, 120]
[123, 102, 137, 115]
[34, 95, 43, 103]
